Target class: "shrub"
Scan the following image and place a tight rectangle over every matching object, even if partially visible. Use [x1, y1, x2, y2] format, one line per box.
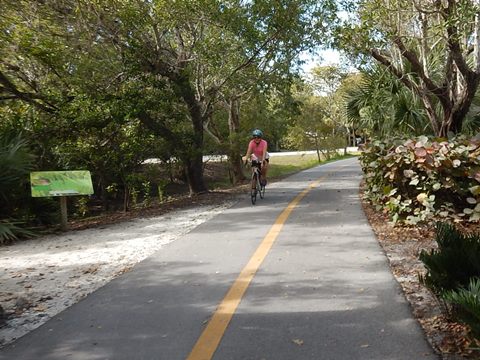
[0, 221, 35, 244]
[443, 278, 480, 340]
[419, 223, 480, 294]
[0, 133, 36, 243]
[360, 135, 480, 224]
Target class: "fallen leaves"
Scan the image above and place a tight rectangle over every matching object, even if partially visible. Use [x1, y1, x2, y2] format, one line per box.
[82, 265, 99, 274]
[361, 191, 480, 359]
[33, 305, 47, 312]
[292, 339, 304, 346]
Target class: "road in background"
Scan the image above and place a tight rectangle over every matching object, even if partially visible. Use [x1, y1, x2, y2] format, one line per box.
[141, 147, 360, 164]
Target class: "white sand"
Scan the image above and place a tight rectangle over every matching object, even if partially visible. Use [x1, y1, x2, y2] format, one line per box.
[0, 201, 234, 347]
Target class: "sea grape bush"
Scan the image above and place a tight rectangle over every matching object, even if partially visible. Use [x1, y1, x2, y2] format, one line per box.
[360, 135, 480, 224]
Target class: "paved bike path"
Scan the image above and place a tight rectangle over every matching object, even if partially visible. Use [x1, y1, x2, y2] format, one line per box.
[0, 158, 438, 359]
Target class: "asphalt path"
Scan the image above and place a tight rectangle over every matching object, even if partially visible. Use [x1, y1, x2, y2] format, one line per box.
[0, 158, 438, 360]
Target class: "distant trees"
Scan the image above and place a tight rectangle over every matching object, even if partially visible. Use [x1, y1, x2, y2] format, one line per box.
[286, 65, 355, 158]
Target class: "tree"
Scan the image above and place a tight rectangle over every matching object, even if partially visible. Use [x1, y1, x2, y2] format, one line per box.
[345, 65, 429, 137]
[309, 65, 353, 149]
[0, 1, 63, 113]
[285, 77, 346, 159]
[337, 0, 480, 136]
[71, 0, 337, 192]
[286, 95, 333, 160]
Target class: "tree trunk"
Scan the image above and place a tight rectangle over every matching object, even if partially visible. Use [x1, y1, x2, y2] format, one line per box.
[314, 135, 321, 162]
[185, 156, 207, 194]
[169, 71, 208, 194]
[227, 98, 246, 184]
[420, 94, 442, 136]
[453, 78, 479, 134]
[123, 182, 129, 212]
[438, 75, 480, 136]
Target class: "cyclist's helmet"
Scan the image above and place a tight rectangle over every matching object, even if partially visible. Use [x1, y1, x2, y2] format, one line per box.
[252, 129, 263, 138]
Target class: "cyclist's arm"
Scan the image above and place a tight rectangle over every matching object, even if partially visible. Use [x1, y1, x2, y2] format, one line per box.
[243, 143, 253, 163]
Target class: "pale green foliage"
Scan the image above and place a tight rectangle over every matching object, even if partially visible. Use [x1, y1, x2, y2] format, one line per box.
[285, 65, 351, 154]
[287, 96, 330, 144]
[74, 197, 90, 217]
[0, 221, 35, 244]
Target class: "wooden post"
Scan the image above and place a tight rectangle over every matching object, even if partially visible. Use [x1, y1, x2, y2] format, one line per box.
[60, 196, 68, 231]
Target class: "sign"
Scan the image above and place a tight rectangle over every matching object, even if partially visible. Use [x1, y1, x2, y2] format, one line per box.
[30, 171, 94, 197]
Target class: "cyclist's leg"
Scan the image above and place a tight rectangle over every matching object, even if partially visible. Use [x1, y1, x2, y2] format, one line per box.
[251, 166, 257, 189]
[261, 159, 268, 185]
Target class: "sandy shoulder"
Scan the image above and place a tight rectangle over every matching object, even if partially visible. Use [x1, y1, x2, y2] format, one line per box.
[0, 200, 235, 348]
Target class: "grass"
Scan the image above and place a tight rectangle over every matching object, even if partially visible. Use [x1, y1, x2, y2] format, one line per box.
[268, 154, 320, 178]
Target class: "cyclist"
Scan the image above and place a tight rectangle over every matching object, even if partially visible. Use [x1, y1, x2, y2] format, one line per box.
[243, 129, 269, 186]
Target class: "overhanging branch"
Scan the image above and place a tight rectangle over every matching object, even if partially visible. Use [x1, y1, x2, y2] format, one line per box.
[0, 70, 58, 113]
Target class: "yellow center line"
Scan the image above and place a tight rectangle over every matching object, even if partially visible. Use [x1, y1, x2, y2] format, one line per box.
[186, 174, 330, 360]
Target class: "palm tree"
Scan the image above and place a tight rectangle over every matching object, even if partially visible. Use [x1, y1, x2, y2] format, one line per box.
[0, 133, 35, 242]
[345, 66, 431, 138]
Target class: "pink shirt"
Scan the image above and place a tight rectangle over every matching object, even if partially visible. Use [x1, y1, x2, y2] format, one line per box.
[248, 139, 268, 160]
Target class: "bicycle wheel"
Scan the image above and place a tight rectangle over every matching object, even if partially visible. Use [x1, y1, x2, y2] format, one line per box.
[258, 175, 264, 199]
[259, 181, 265, 199]
[251, 174, 257, 205]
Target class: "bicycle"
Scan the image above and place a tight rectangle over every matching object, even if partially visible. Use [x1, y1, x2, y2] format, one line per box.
[249, 159, 265, 205]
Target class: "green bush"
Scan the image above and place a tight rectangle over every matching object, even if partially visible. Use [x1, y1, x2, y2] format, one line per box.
[0, 133, 36, 243]
[419, 223, 480, 294]
[443, 278, 480, 340]
[360, 135, 480, 224]
[0, 221, 35, 244]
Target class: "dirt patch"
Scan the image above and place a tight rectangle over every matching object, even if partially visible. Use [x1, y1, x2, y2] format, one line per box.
[68, 189, 243, 231]
[0, 193, 239, 348]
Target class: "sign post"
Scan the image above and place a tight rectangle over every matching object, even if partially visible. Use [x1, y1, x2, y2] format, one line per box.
[30, 170, 94, 231]
[60, 196, 68, 231]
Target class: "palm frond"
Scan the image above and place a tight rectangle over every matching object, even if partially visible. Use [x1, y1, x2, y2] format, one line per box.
[0, 133, 35, 198]
[0, 220, 36, 244]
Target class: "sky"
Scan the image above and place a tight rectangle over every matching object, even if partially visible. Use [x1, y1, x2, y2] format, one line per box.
[300, 48, 342, 73]
[298, 48, 345, 80]
[298, 8, 354, 75]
